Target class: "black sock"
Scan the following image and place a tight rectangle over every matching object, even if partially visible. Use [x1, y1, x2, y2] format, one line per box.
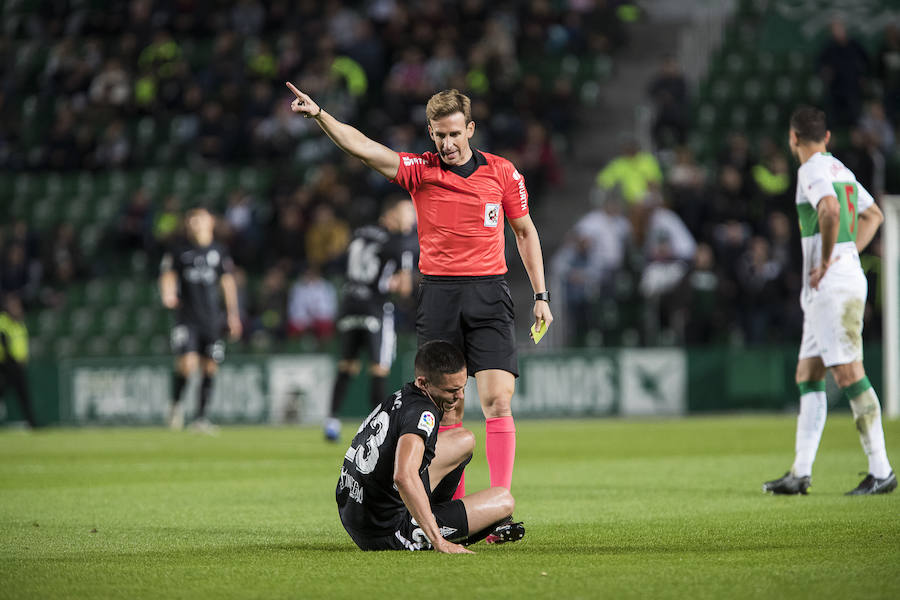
[369, 375, 386, 410]
[432, 454, 472, 504]
[172, 372, 187, 405]
[330, 371, 352, 418]
[197, 375, 213, 419]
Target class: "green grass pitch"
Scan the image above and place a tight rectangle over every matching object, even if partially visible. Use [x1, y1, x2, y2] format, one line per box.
[1, 416, 898, 599]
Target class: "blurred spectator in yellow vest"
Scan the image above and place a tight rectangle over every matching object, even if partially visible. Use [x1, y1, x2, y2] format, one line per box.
[0, 294, 36, 428]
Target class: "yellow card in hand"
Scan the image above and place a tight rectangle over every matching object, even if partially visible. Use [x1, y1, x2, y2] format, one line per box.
[530, 320, 548, 345]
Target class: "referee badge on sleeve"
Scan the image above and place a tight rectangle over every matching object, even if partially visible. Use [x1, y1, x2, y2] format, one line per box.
[418, 411, 436, 436]
[484, 203, 500, 227]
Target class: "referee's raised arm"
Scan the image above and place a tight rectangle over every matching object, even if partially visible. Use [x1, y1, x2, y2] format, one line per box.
[286, 82, 401, 180]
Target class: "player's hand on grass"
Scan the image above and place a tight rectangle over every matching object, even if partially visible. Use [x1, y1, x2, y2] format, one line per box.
[434, 539, 474, 554]
[227, 314, 243, 341]
[530, 301, 553, 340]
[285, 82, 321, 119]
[809, 257, 836, 290]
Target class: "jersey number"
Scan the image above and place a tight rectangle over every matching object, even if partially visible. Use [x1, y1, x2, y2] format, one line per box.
[844, 184, 856, 233]
[347, 239, 380, 283]
[350, 408, 390, 474]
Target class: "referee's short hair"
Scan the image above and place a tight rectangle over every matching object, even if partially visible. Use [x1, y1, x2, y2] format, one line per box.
[415, 340, 466, 381]
[426, 89, 472, 124]
[790, 105, 828, 143]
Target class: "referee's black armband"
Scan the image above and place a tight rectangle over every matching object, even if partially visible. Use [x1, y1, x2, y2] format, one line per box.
[533, 291, 550, 302]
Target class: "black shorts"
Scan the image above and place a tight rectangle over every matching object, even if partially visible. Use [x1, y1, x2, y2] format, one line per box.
[340, 499, 469, 551]
[170, 322, 225, 362]
[416, 275, 518, 377]
[337, 306, 397, 369]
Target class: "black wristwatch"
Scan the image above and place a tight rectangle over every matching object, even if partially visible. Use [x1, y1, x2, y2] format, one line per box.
[533, 291, 550, 302]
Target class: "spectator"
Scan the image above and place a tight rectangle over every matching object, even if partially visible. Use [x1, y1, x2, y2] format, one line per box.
[595, 139, 663, 206]
[0, 294, 37, 428]
[818, 19, 870, 126]
[736, 236, 784, 343]
[253, 266, 289, 338]
[515, 119, 562, 199]
[42, 223, 85, 290]
[287, 267, 337, 341]
[858, 99, 895, 155]
[876, 23, 900, 120]
[672, 243, 725, 345]
[647, 55, 689, 149]
[305, 204, 350, 274]
[1, 244, 40, 304]
[666, 146, 707, 238]
[94, 119, 131, 168]
[840, 126, 877, 193]
[89, 58, 132, 109]
[152, 195, 181, 250]
[266, 202, 306, 269]
[114, 189, 153, 254]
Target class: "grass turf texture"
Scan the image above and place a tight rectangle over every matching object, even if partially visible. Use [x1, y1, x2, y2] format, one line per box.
[1, 417, 898, 599]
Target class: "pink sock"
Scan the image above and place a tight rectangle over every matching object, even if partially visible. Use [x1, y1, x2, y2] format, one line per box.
[485, 416, 516, 490]
[439, 423, 466, 499]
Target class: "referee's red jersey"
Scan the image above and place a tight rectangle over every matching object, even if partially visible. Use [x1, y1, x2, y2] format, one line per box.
[391, 150, 529, 276]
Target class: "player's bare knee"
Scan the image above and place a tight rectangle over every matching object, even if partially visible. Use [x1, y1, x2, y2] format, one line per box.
[481, 394, 512, 418]
[497, 488, 515, 517]
[459, 427, 476, 457]
[830, 362, 865, 388]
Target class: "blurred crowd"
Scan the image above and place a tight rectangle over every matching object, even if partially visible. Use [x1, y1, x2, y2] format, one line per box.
[554, 19, 898, 347]
[1, 0, 636, 350]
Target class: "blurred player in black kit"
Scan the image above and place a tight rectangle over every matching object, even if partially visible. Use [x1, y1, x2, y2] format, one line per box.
[159, 206, 242, 433]
[325, 197, 416, 441]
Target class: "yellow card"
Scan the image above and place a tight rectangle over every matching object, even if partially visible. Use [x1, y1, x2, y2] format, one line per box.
[530, 320, 548, 345]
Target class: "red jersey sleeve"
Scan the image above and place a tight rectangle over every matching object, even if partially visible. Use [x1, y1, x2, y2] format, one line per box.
[391, 152, 433, 193]
[500, 160, 529, 219]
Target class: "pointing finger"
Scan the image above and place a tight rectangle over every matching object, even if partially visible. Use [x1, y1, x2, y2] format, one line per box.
[285, 81, 304, 99]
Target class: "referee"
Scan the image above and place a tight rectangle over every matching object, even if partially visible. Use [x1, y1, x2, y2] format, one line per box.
[286, 83, 553, 493]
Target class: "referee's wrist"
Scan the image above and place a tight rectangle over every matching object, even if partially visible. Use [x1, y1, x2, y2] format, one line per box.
[533, 291, 550, 303]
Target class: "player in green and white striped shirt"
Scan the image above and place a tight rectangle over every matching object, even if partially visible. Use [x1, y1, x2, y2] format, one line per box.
[763, 106, 895, 496]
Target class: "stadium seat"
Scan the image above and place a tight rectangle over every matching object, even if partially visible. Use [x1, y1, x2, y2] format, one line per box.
[85, 335, 113, 357]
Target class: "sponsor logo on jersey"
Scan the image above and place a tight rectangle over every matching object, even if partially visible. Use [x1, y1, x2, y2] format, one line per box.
[484, 203, 500, 227]
[418, 411, 435, 436]
[513, 170, 527, 211]
[402, 156, 426, 167]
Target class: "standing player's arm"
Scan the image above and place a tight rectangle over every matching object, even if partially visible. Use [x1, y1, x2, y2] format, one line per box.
[811, 194, 840, 290]
[285, 82, 400, 180]
[508, 214, 554, 332]
[159, 261, 178, 309]
[394, 433, 473, 554]
[388, 270, 413, 297]
[219, 273, 243, 341]
[855, 201, 884, 253]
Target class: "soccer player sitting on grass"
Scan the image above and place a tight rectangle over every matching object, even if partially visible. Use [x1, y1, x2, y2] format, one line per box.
[336, 340, 524, 552]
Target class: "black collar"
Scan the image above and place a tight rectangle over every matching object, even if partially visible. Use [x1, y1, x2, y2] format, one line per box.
[440, 148, 486, 178]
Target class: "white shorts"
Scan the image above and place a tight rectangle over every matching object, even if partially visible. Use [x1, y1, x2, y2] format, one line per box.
[798, 264, 866, 367]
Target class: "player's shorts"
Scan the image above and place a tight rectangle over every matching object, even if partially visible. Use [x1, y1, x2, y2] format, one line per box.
[798, 263, 866, 367]
[340, 498, 469, 551]
[416, 275, 518, 377]
[337, 304, 396, 369]
[170, 322, 225, 363]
